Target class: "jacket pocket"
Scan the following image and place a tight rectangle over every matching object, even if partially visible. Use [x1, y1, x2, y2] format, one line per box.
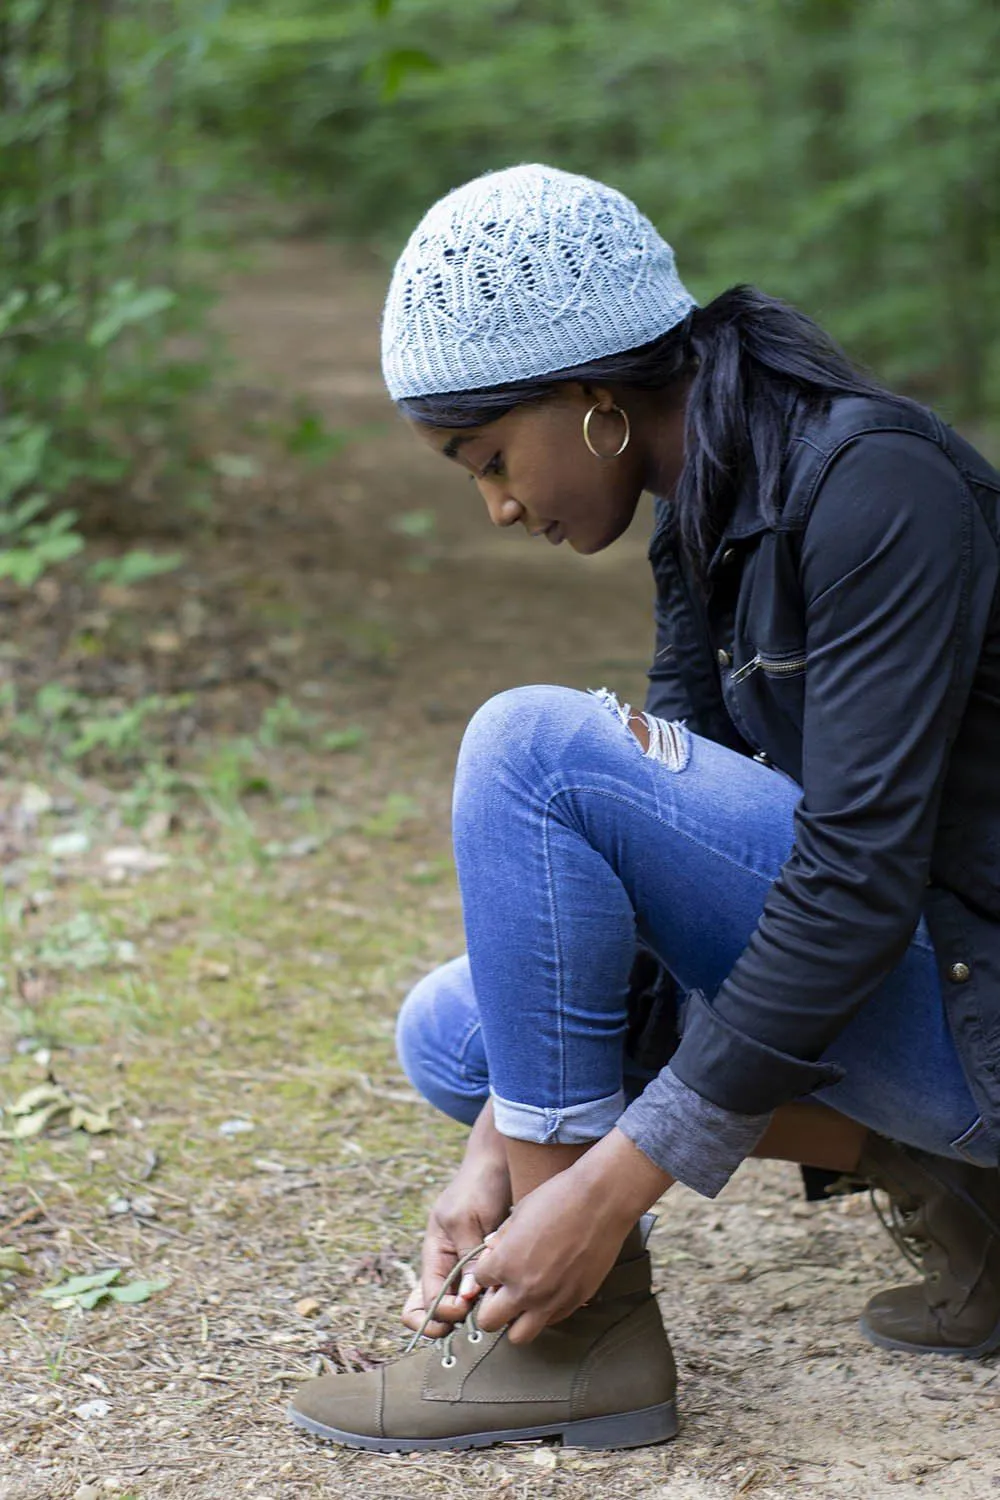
[950, 1114, 995, 1166]
[732, 648, 808, 685]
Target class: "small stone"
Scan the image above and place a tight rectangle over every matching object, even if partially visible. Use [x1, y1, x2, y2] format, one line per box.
[74, 1486, 102, 1500]
[295, 1297, 322, 1319]
[219, 1118, 254, 1137]
[49, 831, 89, 858]
[530, 1447, 558, 1469]
[73, 1399, 111, 1421]
[20, 784, 54, 817]
[103, 846, 170, 874]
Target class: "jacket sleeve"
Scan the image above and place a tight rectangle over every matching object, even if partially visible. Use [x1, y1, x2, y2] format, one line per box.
[665, 431, 997, 1119]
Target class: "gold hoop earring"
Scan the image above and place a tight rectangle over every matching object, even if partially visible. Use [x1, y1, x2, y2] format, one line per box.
[582, 402, 630, 460]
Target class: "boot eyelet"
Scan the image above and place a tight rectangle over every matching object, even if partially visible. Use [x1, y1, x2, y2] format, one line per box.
[467, 1329, 484, 1344]
[441, 1354, 457, 1369]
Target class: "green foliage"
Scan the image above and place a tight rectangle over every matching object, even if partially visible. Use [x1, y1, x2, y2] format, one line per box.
[1, 0, 220, 586]
[0, 680, 193, 771]
[199, 0, 1000, 417]
[87, 549, 185, 587]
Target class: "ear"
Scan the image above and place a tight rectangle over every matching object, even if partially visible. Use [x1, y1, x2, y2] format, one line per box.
[575, 383, 618, 412]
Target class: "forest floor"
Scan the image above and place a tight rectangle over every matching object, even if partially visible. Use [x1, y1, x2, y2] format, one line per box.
[2, 242, 999, 1500]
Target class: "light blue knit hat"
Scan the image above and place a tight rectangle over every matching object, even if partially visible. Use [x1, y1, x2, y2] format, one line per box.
[381, 163, 696, 401]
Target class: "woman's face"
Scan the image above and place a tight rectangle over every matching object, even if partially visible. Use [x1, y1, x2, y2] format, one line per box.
[410, 385, 653, 555]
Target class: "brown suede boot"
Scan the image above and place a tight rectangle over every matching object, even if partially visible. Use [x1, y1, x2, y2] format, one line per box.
[288, 1225, 677, 1451]
[857, 1133, 1000, 1358]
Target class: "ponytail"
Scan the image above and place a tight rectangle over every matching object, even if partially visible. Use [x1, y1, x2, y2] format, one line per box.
[677, 287, 897, 561]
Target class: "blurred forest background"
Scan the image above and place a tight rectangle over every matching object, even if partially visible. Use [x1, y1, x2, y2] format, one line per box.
[3, 0, 1000, 586]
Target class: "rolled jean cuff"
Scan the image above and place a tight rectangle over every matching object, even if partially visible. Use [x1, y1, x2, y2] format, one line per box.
[490, 1086, 626, 1144]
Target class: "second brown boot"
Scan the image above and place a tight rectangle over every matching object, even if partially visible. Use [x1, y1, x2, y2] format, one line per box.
[857, 1133, 1000, 1358]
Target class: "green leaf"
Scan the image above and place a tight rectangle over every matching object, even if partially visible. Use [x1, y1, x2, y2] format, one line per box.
[107, 1277, 170, 1304]
[88, 551, 184, 587]
[390, 509, 436, 539]
[39, 1267, 121, 1300]
[76, 1287, 114, 1310]
[321, 725, 367, 753]
[87, 284, 176, 349]
[373, 0, 393, 17]
[380, 47, 438, 101]
[0, 1248, 30, 1273]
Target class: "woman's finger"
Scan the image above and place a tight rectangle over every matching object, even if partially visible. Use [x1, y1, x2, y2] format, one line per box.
[473, 1249, 503, 1289]
[505, 1309, 552, 1346]
[401, 1285, 458, 1339]
[474, 1283, 523, 1333]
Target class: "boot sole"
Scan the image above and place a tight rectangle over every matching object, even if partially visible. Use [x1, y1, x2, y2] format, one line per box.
[859, 1312, 1000, 1359]
[288, 1397, 678, 1452]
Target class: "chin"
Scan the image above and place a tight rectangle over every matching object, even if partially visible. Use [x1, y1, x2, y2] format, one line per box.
[572, 516, 633, 556]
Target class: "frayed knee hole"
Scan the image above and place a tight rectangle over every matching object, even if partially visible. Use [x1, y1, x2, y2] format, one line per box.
[589, 687, 690, 772]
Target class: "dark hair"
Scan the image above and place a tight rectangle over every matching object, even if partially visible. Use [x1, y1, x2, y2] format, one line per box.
[398, 286, 908, 563]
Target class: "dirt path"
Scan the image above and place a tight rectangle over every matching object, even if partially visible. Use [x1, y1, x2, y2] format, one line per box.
[2, 242, 999, 1500]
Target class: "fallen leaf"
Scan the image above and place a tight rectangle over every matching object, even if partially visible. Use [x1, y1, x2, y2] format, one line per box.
[146, 630, 181, 654]
[196, 960, 231, 982]
[107, 1277, 169, 1304]
[39, 1266, 167, 1311]
[11, 1101, 69, 1138]
[8, 1083, 68, 1116]
[0, 1248, 29, 1273]
[39, 1268, 121, 1300]
[69, 1104, 114, 1134]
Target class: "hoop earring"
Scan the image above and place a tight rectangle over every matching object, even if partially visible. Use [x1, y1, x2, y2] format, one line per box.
[582, 402, 630, 460]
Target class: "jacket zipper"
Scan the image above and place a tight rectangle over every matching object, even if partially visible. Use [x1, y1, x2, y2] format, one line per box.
[731, 652, 807, 685]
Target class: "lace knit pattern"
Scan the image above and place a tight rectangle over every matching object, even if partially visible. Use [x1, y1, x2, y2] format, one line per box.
[381, 163, 696, 401]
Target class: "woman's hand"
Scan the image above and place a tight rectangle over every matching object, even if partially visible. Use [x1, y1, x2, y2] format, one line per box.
[402, 1103, 511, 1338]
[473, 1127, 673, 1345]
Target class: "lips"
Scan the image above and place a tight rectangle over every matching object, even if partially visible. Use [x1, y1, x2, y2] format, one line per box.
[531, 521, 565, 545]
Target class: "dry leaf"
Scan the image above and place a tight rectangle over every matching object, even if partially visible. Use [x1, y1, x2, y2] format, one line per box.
[196, 960, 231, 982]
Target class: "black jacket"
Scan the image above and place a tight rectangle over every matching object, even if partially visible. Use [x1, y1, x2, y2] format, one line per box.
[643, 394, 1000, 1159]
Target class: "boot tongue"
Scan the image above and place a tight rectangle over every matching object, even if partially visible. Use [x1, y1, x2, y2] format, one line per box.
[593, 1226, 654, 1302]
[617, 1213, 656, 1263]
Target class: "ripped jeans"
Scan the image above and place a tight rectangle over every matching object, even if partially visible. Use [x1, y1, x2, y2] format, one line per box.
[397, 685, 993, 1166]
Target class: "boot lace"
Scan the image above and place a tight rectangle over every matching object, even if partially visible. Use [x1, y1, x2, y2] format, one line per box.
[870, 1189, 930, 1273]
[404, 1239, 490, 1365]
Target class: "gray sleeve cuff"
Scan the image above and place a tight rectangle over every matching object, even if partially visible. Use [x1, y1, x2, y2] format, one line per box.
[617, 1065, 772, 1199]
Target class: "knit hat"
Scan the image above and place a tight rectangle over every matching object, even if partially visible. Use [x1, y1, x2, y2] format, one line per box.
[381, 163, 696, 401]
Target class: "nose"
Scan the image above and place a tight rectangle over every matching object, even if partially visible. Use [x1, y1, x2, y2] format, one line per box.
[480, 485, 524, 529]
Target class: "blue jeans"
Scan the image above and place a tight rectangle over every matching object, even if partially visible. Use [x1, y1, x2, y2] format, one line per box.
[397, 686, 994, 1167]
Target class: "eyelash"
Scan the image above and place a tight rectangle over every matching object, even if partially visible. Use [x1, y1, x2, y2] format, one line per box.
[474, 453, 504, 480]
